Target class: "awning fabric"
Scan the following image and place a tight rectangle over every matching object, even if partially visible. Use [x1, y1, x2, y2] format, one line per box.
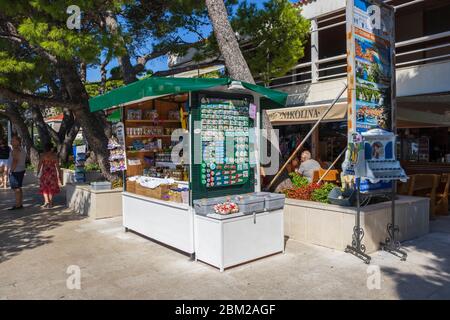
[106, 108, 121, 122]
[89, 77, 288, 112]
[266, 102, 347, 125]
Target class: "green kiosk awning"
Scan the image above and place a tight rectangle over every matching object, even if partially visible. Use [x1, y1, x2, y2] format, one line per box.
[89, 77, 287, 112]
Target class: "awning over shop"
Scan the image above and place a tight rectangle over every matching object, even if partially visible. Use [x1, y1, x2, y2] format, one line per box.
[266, 102, 347, 125]
[89, 77, 288, 112]
[106, 108, 121, 122]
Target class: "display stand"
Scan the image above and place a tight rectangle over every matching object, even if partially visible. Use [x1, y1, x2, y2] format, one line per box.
[345, 178, 371, 264]
[380, 184, 407, 261]
[74, 145, 86, 183]
[344, 129, 408, 264]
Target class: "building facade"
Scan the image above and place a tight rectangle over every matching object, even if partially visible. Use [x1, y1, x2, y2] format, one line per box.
[262, 0, 450, 172]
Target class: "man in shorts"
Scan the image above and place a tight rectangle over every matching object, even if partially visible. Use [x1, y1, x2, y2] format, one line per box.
[9, 135, 27, 210]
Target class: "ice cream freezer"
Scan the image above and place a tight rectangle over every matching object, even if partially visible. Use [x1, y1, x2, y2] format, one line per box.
[193, 192, 285, 271]
[194, 209, 284, 272]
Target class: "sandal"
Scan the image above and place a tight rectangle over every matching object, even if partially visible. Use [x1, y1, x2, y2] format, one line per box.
[8, 205, 23, 210]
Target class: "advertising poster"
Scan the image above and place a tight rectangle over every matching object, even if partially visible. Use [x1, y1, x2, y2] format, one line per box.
[346, 0, 396, 191]
[349, 0, 395, 134]
[108, 121, 127, 173]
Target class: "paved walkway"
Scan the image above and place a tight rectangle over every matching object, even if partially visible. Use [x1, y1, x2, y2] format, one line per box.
[0, 176, 449, 299]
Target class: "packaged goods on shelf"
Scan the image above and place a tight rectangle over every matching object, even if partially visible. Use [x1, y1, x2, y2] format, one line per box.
[156, 152, 172, 162]
[128, 158, 141, 166]
[168, 110, 180, 120]
[127, 109, 142, 120]
[131, 140, 145, 151]
[143, 109, 158, 120]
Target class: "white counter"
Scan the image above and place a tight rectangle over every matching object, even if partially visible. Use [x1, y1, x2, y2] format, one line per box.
[122, 192, 194, 254]
[194, 210, 285, 272]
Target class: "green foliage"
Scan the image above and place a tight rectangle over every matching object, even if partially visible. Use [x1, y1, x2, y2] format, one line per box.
[85, 80, 124, 97]
[198, 70, 223, 79]
[289, 172, 309, 188]
[73, 139, 84, 146]
[61, 162, 75, 170]
[367, 63, 382, 83]
[17, 18, 100, 62]
[233, 0, 310, 84]
[85, 162, 100, 172]
[311, 183, 337, 204]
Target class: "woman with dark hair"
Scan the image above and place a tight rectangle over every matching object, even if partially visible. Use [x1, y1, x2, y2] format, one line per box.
[0, 137, 10, 188]
[37, 142, 61, 208]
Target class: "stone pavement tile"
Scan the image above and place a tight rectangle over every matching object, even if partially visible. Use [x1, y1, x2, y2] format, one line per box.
[427, 284, 450, 300]
[2, 182, 450, 300]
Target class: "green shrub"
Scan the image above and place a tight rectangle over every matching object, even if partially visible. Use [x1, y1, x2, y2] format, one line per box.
[289, 172, 309, 188]
[85, 163, 100, 172]
[73, 139, 84, 146]
[311, 183, 337, 203]
[61, 162, 75, 170]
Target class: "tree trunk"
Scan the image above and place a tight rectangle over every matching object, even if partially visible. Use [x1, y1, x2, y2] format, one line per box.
[57, 108, 74, 142]
[205, 0, 281, 191]
[30, 105, 52, 147]
[205, 0, 255, 84]
[80, 61, 87, 84]
[104, 10, 138, 84]
[5, 103, 40, 168]
[56, 61, 114, 180]
[58, 121, 80, 164]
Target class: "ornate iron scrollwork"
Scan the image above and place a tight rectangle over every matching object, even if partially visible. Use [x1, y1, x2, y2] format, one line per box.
[351, 226, 366, 252]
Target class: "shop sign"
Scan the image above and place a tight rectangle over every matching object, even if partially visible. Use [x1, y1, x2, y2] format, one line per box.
[267, 103, 347, 124]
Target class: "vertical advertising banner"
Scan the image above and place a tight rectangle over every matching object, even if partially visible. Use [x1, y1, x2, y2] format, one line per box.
[346, 0, 396, 191]
[347, 0, 395, 134]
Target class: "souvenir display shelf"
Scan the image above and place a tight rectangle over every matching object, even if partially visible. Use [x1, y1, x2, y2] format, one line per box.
[74, 145, 86, 183]
[123, 97, 190, 204]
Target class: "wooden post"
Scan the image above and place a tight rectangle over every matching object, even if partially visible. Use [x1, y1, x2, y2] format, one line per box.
[311, 124, 320, 160]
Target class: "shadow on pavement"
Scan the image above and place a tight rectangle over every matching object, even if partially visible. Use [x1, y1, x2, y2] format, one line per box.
[381, 216, 450, 299]
[0, 183, 86, 264]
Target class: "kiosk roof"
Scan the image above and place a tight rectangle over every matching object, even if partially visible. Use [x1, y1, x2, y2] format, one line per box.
[89, 77, 288, 112]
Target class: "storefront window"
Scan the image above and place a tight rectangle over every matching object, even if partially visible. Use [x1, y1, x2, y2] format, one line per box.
[398, 127, 450, 163]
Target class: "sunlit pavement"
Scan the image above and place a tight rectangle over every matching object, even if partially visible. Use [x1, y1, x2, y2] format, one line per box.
[1, 175, 449, 299]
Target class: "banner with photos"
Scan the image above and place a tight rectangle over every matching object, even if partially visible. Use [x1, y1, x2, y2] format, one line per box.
[346, 0, 396, 191]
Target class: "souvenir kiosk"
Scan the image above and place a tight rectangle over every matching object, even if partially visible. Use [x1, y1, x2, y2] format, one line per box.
[89, 77, 288, 271]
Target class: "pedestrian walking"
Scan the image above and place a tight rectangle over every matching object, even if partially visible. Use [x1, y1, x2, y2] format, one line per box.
[0, 137, 10, 188]
[8, 135, 27, 210]
[37, 142, 61, 208]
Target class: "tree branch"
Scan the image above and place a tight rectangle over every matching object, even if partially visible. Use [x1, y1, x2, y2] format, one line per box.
[0, 87, 82, 110]
[0, 23, 58, 65]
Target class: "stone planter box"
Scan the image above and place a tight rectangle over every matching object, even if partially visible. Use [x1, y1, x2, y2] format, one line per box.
[66, 183, 123, 219]
[61, 169, 104, 185]
[284, 196, 429, 253]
